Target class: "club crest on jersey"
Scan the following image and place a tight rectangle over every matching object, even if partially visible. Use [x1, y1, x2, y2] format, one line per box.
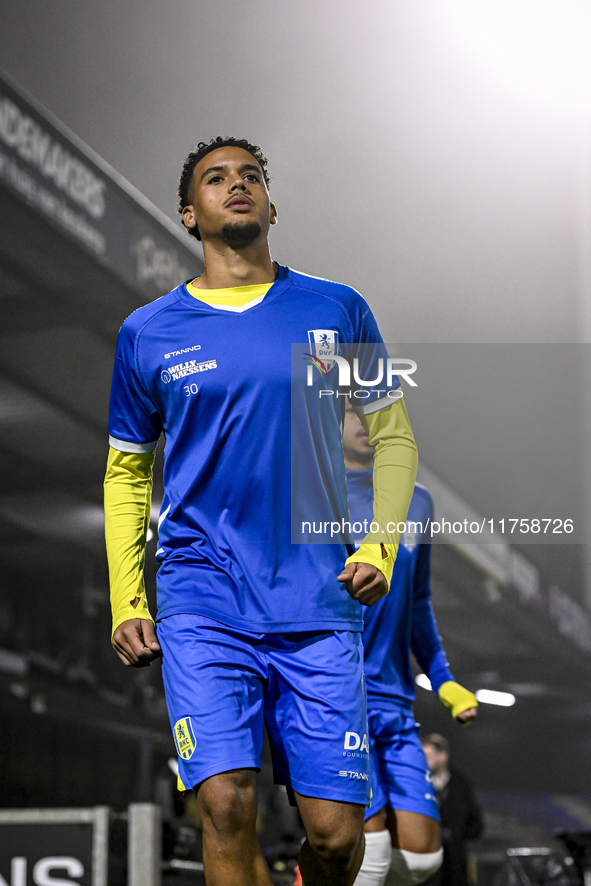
[308, 329, 339, 371]
[401, 527, 418, 551]
[173, 717, 196, 760]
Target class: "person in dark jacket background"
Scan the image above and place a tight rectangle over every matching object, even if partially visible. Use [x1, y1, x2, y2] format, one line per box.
[421, 734, 483, 886]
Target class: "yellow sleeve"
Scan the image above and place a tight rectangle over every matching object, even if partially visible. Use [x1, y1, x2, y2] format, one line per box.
[345, 398, 418, 587]
[104, 446, 155, 635]
[438, 681, 478, 721]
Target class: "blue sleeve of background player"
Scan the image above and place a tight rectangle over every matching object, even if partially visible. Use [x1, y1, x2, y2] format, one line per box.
[410, 541, 455, 694]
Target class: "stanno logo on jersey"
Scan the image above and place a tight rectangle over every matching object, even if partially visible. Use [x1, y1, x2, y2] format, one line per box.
[338, 770, 369, 780]
[164, 345, 202, 359]
[308, 329, 339, 370]
[161, 359, 218, 383]
[173, 717, 196, 759]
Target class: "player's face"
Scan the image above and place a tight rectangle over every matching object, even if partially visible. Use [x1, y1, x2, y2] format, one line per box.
[182, 146, 277, 245]
[342, 401, 374, 468]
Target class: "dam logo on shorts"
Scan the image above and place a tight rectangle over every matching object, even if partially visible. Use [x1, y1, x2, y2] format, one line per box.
[174, 717, 196, 760]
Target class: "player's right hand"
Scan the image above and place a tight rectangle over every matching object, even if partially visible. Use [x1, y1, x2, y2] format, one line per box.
[112, 618, 162, 668]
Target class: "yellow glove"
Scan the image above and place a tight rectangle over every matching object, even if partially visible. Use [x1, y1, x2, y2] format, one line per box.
[438, 680, 478, 723]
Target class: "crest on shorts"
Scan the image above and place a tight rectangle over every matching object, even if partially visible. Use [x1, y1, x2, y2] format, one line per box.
[174, 717, 196, 760]
[307, 329, 339, 371]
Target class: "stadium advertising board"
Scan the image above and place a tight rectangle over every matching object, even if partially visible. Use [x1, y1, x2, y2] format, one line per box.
[0, 73, 202, 300]
[0, 808, 108, 886]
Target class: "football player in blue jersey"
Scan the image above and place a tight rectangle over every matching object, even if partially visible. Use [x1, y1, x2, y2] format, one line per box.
[342, 402, 478, 886]
[104, 137, 419, 886]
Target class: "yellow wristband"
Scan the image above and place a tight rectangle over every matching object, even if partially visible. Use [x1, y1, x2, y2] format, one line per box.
[438, 680, 478, 720]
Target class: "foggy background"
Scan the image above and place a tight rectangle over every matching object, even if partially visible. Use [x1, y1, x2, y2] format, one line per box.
[0, 0, 583, 343]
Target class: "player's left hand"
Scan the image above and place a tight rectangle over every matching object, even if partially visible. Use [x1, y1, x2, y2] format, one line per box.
[337, 562, 388, 606]
[455, 707, 478, 725]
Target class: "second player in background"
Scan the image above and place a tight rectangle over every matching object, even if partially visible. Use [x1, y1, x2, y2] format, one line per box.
[343, 400, 478, 886]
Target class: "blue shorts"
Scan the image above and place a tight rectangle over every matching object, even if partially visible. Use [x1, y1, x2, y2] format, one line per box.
[157, 614, 370, 806]
[366, 707, 440, 821]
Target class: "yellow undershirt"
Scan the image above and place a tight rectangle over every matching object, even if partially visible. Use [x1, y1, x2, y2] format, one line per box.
[344, 398, 418, 586]
[186, 279, 273, 311]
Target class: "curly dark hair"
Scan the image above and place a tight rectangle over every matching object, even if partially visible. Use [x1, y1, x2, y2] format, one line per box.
[178, 137, 270, 241]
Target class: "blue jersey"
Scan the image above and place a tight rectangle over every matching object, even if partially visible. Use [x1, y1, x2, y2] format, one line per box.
[347, 471, 454, 710]
[108, 265, 392, 633]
